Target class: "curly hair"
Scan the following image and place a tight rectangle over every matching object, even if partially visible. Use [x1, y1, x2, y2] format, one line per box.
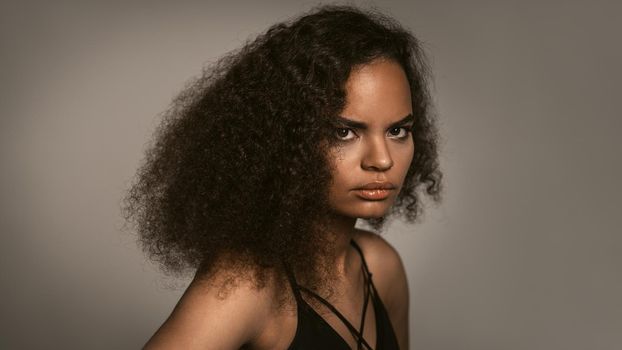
[122, 4, 442, 302]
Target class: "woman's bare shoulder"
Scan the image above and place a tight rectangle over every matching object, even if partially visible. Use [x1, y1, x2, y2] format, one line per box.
[352, 229, 404, 273]
[353, 228, 410, 349]
[144, 268, 279, 349]
[352, 229, 408, 307]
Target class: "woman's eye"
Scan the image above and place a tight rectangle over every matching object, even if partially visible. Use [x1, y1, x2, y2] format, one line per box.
[388, 126, 412, 139]
[335, 128, 356, 141]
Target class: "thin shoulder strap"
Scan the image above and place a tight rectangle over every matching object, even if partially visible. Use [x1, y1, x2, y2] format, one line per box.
[350, 238, 374, 350]
[357, 263, 373, 350]
[350, 239, 372, 278]
[282, 261, 304, 304]
[350, 239, 383, 301]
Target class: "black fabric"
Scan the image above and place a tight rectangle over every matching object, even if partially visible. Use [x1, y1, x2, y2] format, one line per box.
[285, 239, 400, 350]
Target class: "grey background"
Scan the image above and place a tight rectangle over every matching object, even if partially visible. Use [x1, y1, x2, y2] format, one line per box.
[2, 0, 621, 349]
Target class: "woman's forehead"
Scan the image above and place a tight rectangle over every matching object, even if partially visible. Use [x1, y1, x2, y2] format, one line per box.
[342, 59, 412, 123]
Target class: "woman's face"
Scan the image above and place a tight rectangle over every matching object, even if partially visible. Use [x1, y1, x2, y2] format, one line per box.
[327, 58, 414, 219]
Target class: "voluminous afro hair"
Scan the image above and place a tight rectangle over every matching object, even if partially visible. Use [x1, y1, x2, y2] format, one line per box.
[123, 4, 442, 301]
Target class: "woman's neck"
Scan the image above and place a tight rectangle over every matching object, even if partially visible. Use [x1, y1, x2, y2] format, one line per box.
[326, 214, 358, 277]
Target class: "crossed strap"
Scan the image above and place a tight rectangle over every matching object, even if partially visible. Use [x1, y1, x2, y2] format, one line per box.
[286, 240, 377, 350]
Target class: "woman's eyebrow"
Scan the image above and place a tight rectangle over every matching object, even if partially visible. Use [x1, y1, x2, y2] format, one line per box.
[334, 114, 414, 129]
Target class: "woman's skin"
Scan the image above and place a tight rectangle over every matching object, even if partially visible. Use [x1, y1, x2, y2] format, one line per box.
[144, 58, 412, 350]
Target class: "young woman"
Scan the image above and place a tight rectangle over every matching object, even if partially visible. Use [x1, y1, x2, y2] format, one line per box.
[123, 5, 442, 350]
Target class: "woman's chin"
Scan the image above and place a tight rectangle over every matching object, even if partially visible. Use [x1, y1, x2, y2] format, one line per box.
[329, 199, 394, 220]
[357, 212, 387, 220]
[353, 205, 392, 219]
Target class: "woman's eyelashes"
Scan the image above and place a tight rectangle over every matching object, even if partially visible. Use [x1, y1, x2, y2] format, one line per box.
[388, 126, 413, 139]
[334, 126, 413, 142]
[335, 127, 357, 141]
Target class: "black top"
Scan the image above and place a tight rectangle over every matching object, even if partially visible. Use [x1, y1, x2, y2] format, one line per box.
[285, 239, 400, 350]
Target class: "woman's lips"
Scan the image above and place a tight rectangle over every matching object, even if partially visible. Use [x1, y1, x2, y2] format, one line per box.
[353, 188, 393, 200]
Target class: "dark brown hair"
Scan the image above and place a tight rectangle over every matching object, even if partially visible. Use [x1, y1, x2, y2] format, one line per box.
[123, 4, 442, 301]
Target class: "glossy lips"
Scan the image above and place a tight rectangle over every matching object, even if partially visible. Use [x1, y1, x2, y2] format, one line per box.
[353, 182, 396, 201]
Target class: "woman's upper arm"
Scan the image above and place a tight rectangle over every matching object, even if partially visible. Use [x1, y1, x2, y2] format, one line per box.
[143, 276, 269, 350]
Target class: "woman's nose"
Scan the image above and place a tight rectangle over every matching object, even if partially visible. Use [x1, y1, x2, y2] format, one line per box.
[361, 137, 393, 171]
